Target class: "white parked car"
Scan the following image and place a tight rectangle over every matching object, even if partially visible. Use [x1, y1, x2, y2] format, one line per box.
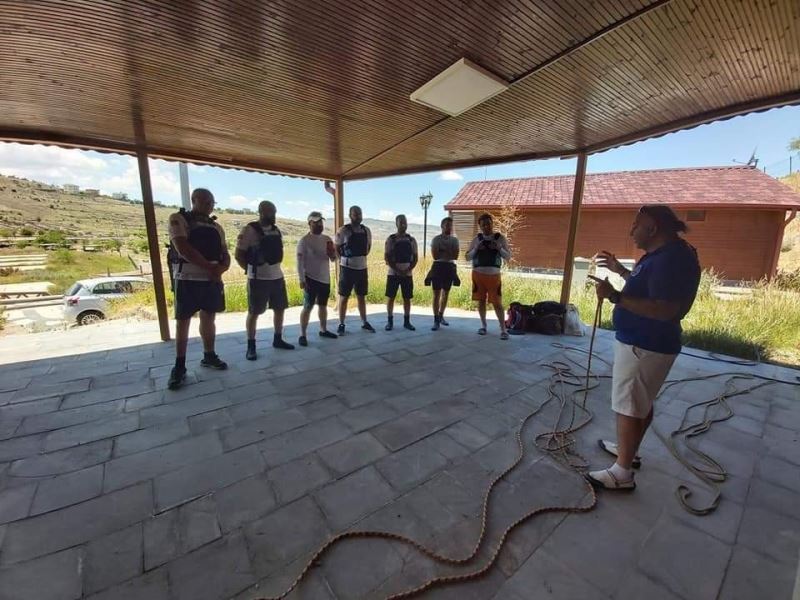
[63, 277, 150, 326]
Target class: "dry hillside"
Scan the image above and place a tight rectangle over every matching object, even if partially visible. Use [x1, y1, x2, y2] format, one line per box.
[779, 172, 800, 271]
[0, 174, 425, 246]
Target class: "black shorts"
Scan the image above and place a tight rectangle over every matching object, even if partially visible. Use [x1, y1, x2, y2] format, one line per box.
[339, 266, 368, 298]
[174, 280, 225, 320]
[386, 275, 413, 300]
[248, 278, 289, 315]
[303, 277, 331, 309]
[427, 261, 459, 291]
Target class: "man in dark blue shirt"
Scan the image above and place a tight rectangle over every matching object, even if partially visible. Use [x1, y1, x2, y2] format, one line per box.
[587, 205, 701, 491]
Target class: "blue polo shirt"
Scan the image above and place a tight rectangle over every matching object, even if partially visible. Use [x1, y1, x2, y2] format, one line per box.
[612, 239, 701, 355]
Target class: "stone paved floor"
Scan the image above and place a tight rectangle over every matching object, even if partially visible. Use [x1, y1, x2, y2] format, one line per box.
[0, 306, 798, 600]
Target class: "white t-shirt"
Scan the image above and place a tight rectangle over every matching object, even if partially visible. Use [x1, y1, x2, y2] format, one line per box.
[168, 211, 227, 281]
[431, 234, 460, 262]
[335, 224, 372, 270]
[236, 223, 284, 281]
[297, 232, 334, 285]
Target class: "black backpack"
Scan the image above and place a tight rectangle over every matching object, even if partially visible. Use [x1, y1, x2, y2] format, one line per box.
[474, 233, 502, 268]
[342, 224, 369, 258]
[166, 209, 224, 288]
[389, 234, 414, 264]
[246, 222, 284, 269]
[505, 301, 566, 335]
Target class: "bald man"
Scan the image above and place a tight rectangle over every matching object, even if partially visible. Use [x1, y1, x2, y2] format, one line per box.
[166, 188, 230, 390]
[235, 200, 294, 360]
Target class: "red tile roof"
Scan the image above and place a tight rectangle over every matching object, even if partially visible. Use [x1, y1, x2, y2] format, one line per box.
[444, 166, 800, 210]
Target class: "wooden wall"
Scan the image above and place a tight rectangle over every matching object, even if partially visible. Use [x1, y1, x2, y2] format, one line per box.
[450, 207, 787, 281]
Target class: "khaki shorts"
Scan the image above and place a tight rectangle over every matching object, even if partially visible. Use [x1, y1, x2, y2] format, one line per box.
[611, 341, 677, 418]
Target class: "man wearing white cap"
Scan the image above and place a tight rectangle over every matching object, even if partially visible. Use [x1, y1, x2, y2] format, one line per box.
[296, 211, 339, 346]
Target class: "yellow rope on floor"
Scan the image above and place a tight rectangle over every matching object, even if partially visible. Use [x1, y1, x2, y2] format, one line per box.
[254, 298, 800, 598]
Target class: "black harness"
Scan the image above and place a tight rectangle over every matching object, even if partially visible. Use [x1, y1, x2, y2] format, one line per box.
[245, 221, 283, 277]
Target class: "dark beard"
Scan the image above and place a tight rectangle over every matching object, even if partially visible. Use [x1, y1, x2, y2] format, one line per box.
[261, 216, 276, 227]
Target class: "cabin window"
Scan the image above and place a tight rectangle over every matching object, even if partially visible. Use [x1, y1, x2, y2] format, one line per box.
[686, 210, 706, 222]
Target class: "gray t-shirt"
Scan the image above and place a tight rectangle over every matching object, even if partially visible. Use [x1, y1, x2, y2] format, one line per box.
[335, 224, 372, 270]
[431, 234, 459, 262]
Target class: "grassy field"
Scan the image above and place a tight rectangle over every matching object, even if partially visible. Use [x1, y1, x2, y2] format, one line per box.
[0, 250, 135, 294]
[109, 254, 800, 366]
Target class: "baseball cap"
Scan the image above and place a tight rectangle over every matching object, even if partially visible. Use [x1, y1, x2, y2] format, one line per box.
[307, 211, 325, 223]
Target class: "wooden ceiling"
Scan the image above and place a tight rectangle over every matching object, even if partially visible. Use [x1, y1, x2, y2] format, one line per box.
[1, 0, 798, 180]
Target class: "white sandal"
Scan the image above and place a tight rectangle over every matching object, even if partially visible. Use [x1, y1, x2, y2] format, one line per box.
[586, 468, 636, 491]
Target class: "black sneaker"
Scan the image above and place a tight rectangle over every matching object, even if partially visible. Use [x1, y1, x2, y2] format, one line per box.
[246, 346, 257, 361]
[200, 353, 228, 370]
[403, 321, 416, 331]
[385, 320, 393, 331]
[431, 320, 440, 331]
[440, 316, 450, 326]
[167, 367, 186, 390]
[273, 338, 295, 350]
[362, 322, 376, 333]
[298, 336, 308, 347]
[337, 323, 346, 335]
[319, 330, 338, 339]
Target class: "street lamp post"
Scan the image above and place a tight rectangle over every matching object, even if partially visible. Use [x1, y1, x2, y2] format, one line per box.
[419, 191, 433, 258]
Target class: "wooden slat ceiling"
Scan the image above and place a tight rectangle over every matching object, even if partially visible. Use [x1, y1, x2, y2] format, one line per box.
[0, 0, 798, 181]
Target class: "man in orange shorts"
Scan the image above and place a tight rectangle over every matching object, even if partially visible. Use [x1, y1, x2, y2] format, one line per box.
[466, 213, 511, 339]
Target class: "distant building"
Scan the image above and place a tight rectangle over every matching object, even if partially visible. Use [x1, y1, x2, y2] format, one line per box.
[62, 184, 80, 194]
[445, 166, 800, 281]
[85, 188, 100, 196]
[112, 192, 128, 201]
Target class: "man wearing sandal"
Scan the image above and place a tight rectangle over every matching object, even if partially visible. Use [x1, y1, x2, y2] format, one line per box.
[465, 213, 511, 340]
[587, 205, 700, 491]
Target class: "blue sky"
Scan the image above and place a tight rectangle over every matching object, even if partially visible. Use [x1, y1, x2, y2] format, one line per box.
[0, 105, 797, 224]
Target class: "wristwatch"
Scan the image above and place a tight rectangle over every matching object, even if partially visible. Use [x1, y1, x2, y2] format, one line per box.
[609, 291, 622, 304]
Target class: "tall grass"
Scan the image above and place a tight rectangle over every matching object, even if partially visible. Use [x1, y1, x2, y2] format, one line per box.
[108, 257, 800, 365]
[0, 250, 133, 294]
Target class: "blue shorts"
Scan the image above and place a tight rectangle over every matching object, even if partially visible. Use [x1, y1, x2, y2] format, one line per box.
[303, 277, 330, 309]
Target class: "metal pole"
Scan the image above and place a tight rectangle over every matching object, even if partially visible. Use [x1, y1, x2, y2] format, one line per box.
[423, 206, 428, 258]
[137, 150, 171, 341]
[559, 153, 588, 306]
[334, 177, 344, 231]
[179, 163, 191, 210]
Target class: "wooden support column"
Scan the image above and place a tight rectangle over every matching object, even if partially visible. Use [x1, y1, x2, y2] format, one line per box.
[137, 149, 171, 341]
[334, 177, 345, 231]
[559, 153, 588, 306]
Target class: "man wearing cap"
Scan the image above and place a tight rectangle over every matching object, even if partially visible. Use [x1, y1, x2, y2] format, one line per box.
[335, 205, 375, 334]
[166, 188, 230, 390]
[296, 211, 338, 346]
[235, 200, 294, 361]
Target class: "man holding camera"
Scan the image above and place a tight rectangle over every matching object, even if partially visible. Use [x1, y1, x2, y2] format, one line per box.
[466, 213, 511, 340]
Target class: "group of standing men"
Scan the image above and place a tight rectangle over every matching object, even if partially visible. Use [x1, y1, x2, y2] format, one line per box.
[165, 189, 512, 389]
[164, 188, 703, 497]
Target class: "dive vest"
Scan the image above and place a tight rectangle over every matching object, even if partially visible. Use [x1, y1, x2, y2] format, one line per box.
[245, 222, 284, 270]
[473, 233, 502, 268]
[342, 224, 368, 258]
[167, 209, 224, 275]
[388, 234, 414, 264]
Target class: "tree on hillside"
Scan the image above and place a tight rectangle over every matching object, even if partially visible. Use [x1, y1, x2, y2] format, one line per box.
[790, 136, 800, 153]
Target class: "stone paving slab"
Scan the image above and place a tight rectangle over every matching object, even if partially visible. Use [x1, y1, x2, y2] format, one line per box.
[0, 306, 798, 599]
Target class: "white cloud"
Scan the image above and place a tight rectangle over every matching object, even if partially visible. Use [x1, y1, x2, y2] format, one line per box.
[0, 143, 108, 183]
[285, 199, 312, 208]
[0, 143, 182, 204]
[438, 170, 463, 181]
[187, 163, 207, 173]
[378, 209, 396, 221]
[228, 195, 260, 209]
